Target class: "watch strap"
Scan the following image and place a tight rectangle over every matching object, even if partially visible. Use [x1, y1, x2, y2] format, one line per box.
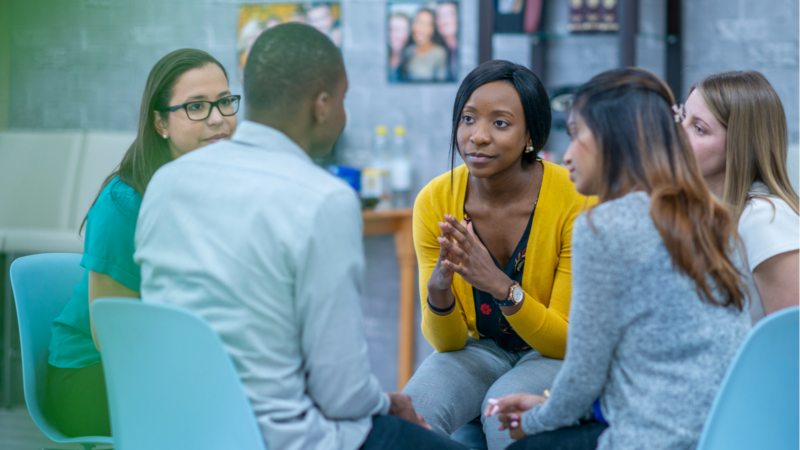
[493, 282, 521, 307]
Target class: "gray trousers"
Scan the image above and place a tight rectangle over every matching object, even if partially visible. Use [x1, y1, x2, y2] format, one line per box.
[403, 337, 563, 450]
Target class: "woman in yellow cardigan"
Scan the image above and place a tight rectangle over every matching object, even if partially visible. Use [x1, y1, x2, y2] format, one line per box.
[402, 60, 587, 450]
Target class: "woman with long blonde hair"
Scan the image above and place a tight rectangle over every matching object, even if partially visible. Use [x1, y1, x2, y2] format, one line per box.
[486, 68, 750, 450]
[683, 71, 799, 322]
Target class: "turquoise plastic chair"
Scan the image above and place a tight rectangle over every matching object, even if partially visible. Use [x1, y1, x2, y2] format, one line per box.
[696, 306, 799, 450]
[91, 298, 266, 450]
[9, 253, 114, 449]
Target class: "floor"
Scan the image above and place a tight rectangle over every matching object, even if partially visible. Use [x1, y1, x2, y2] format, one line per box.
[0, 406, 82, 450]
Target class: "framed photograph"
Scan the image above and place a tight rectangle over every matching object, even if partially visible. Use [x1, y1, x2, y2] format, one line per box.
[237, 3, 342, 76]
[569, 0, 618, 33]
[387, 1, 459, 83]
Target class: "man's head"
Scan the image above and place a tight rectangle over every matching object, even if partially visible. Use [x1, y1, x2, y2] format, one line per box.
[244, 23, 347, 157]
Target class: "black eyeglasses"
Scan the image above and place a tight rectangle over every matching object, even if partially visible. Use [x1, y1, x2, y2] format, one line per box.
[164, 95, 241, 121]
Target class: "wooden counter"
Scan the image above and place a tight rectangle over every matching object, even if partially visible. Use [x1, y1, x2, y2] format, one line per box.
[362, 208, 416, 391]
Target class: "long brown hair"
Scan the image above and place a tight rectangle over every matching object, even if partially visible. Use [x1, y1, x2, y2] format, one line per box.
[690, 71, 799, 218]
[80, 48, 228, 233]
[573, 68, 746, 310]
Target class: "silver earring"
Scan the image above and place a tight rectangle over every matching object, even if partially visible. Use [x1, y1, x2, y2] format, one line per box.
[524, 145, 534, 153]
[163, 134, 168, 139]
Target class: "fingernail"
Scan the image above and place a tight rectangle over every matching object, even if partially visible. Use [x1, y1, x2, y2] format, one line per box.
[491, 406, 499, 415]
[511, 414, 518, 420]
[511, 421, 519, 428]
[488, 398, 498, 405]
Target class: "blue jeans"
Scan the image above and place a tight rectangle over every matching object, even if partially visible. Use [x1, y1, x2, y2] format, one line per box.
[361, 415, 468, 449]
[403, 337, 563, 450]
[507, 421, 607, 450]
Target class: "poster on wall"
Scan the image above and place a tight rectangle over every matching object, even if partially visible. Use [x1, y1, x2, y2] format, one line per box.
[568, 0, 618, 32]
[237, 3, 342, 77]
[387, 1, 459, 83]
[495, 0, 524, 33]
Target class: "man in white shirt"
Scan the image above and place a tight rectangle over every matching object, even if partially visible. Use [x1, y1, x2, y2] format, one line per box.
[134, 23, 466, 450]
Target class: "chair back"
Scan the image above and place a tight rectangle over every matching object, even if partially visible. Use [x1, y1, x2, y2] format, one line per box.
[696, 306, 799, 450]
[9, 253, 113, 446]
[92, 298, 267, 450]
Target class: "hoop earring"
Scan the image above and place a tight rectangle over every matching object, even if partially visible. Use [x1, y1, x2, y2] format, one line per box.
[524, 145, 535, 154]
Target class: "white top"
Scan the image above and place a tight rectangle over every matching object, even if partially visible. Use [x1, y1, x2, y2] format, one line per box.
[737, 182, 800, 323]
[134, 121, 390, 450]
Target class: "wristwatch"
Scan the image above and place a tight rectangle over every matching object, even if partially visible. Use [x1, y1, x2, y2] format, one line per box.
[494, 281, 524, 307]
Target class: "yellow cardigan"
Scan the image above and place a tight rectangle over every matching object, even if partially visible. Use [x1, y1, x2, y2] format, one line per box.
[413, 162, 589, 359]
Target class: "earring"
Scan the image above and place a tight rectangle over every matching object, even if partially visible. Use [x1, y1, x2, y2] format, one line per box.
[524, 145, 535, 153]
[163, 134, 168, 139]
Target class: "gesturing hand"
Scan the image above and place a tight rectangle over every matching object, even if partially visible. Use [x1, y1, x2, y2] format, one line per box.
[429, 225, 459, 293]
[438, 214, 512, 300]
[484, 393, 548, 440]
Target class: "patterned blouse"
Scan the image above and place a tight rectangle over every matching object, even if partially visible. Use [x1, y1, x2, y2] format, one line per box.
[465, 203, 536, 353]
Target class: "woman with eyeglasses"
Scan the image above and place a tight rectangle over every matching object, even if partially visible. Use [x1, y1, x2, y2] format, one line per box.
[45, 48, 238, 437]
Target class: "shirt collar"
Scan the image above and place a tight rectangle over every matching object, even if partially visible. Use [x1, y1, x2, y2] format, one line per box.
[231, 120, 312, 163]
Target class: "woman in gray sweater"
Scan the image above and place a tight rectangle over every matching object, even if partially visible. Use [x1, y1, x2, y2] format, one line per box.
[486, 68, 751, 450]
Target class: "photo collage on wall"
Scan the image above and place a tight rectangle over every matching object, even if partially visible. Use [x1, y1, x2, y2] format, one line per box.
[237, 3, 342, 78]
[569, 0, 618, 32]
[238, 2, 459, 84]
[387, 2, 459, 83]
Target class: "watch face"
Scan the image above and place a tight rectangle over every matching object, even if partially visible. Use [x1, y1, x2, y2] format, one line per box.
[512, 285, 524, 304]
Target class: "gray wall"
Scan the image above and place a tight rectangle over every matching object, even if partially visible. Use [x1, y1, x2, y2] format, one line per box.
[684, 0, 799, 142]
[0, 0, 10, 130]
[3, 0, 798, 390]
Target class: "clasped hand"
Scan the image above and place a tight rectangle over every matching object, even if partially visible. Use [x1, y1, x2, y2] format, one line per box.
[484, 393, 548, 440]
[432, 214, 510, 300]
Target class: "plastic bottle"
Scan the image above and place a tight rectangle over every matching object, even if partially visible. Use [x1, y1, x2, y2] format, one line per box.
[390, 126, 412, 208]
[362, 126, 392, 210]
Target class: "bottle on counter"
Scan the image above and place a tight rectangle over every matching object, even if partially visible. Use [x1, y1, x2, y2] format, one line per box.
[390, 126, 412, 209]
[362, 125, 392, 210]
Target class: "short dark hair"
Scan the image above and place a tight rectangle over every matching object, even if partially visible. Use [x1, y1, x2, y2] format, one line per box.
[244, 23, 344, 115]
[449, 60, 551, 171]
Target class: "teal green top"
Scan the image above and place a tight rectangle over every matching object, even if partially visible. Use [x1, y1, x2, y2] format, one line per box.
[48, 177, 142, 368]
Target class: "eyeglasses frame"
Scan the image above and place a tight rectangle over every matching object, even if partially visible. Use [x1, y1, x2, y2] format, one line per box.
[163, 95, 242, 121]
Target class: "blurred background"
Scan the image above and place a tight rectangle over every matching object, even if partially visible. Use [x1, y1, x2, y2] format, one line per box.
[0, 0, 797, 447]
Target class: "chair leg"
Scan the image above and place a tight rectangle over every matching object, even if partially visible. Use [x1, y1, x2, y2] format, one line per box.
[2, 251, 13, 409]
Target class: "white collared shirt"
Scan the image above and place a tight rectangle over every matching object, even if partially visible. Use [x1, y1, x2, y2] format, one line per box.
[135, 120, 390, 450]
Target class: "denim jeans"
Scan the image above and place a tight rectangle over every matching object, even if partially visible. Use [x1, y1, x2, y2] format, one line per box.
[507, 421, 608, 450]
[360, 415, 469, 450]
[403, 337, 563, 450]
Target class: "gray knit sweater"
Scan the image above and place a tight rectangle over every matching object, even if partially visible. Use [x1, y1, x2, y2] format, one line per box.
[521, 192, 750, 450]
